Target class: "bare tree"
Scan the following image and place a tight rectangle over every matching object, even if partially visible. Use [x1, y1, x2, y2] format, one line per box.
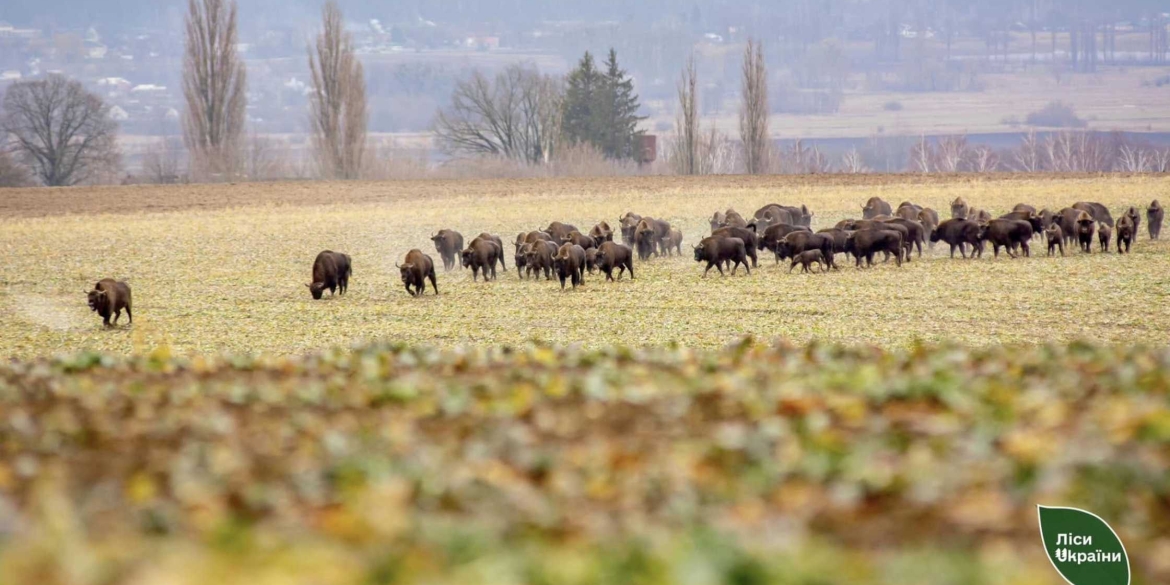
[739, 39, 769, 174]
[182, 0, 247, 180]
[935, 135, 969, 172]
[910, 134, 933, 173]
[1116, 144, 1151, 173]
[1153, 148, 1170, 173]
[970, 146, 1000, 173]
[141, 137, 185, 184]
[839, 147, 868, 173]
[308, 1, 367, 180]
[670, 55, 699, 175]
[434, 65, 563, 164]
[1013, 129, 1042, 172]
[0, 143, 33, 187]
[1, 74, 121, 186]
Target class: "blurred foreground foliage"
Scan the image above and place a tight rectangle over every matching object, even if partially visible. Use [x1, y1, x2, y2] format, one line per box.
[1, 340, 1168, 584]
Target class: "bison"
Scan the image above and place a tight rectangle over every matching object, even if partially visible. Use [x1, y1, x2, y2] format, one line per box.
[1116, 215, 1135, 254]
[758, 223, 811, 256]
[1055, 208, 1086, 247]
[789, 249, 828, 273]
[462, 238, 502, 281]
[1045, 224, 1064, 257]
[553, 243, 587, 290]
[815, 228, 851, 259]
[931, 219, 984, 258]
[585, 248, 599, 273]
[589, 222, 614, 246]
[1147, 200, 1163, 240]
[846, 230, 903, 267]
[694, 236, 750, 277]
[430, 230, 464, 272]
[1075, 212, 1095, 253]
[1097, 224, 1112, 253]
[634, 217, 671, 260]
[472, 233, 507, 271]
[777, 231, 837, 270]
[1123, 207, 1141, 240]
[561, 230, 597, 251]
[524, 240, 558, 280]
[712, 226, 760, 267]
[880, 217, 927, 258]
[543, 222, 580, 243]
[619, 212, 643, 245]
[307, 250, 351, 299]
[979, 219, 1033, 258]
[88, 278, 132, 327]
[1072, 201, 1114, 227]
[997, 211, 1043, 235]
[951, 197, 969, 219]
[918, 208, 940, 247]
[862, 197, 893, 219]
[968, 208, 992, 225]
[596, 241, 635, 281]
[1012, 203, 1037, 215]
[515, 243, 532, 279]
[722, 209, 749, 228]
[664, 228, 684, 256]
[709, 210, 727, 231]
[398, 249, 438, 296]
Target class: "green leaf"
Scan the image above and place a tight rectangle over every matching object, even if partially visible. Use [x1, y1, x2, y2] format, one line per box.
[1038, 505, 1130, 585]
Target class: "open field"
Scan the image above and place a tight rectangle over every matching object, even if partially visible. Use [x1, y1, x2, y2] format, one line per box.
[1, 342, 1168, 584]
[2, 174, 1169, 358]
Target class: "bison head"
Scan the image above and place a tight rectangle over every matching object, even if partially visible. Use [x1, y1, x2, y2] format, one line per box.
[460, 249, 474, 268]
[87, 289, 106, 312]
[399, 263, 416, 282]
[306, 282, 326, 299]
[693, 244, 706, 262]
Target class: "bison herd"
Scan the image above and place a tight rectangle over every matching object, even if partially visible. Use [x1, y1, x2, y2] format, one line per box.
[84, 195, 1166, 327]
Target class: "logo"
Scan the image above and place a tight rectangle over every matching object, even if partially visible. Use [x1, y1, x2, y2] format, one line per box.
[1038, 505, 1130, 585]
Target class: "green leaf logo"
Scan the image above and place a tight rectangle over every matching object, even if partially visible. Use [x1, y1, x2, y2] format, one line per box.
[1038, 505, 1130, 585]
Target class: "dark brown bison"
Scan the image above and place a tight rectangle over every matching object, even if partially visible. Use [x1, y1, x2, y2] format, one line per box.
[789, 249, 828, 273]
[307, 250, 351, 299]
[543, 222, 580, 242]
[979, 219, 1033, 258]
[968, 208, 992, 225]
[1012, 203, 1037, 214]
[585, 248, 599, 274]
[777, 231, 836, 271]
[1075, 212, 1095, 253]
[753, 204, 811, 229]
[664, 228, 684, 256]
[712, 226, 760, 267]
[472, 233, 506, 270]
[634, 217, 671, 259]
[88, 278, 132, 327]
[880, 217, 927, 258]
[862, 197, 893, 219]
[895, 202, 922, 221]
[462, 239, 502, 281]
[950, 197, 969, 219]
[1148, 200, 1163, 240]
[524, 241, 558, 280]
[1055, 208, 1086, 247]
[709, 210, 727, 231]
[398, 249, 438, 296]
[1072, 201, 1114, 227]
[1045, 224, 1064, 257]
[1123, 207, 1141, 240]
[815, 228, 851, 259]
[931, 219, 984, 258]
[1116, 215, 1135, 254]
[722, 209, 749, 228]
[515, 243, 532, 279]
[1038, 208, 1058, 230]
[589, 222, 614, 246]
[430, 230, 464, 272]
[846, 229, 903, 267]
[561, 230, 597, 250]
[619, 212, 643, 244]
[849, 220, 913, 261]
[596, 241, 635, 281]
[694, 236, 750, 277]
[553, 244, 586, 289]
[918, 208, 940, 247]
[1097, 224, 1112, 253]
[997, 211, 1044, 235]
[759, 223, 812, 256]
[518, 230, 554, 252]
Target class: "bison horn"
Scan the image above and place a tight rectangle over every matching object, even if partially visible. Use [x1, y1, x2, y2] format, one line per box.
[304, 283, 312, 288]
[395, 263, 401, 268]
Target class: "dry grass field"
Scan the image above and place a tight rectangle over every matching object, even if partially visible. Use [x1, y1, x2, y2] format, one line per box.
[1, 174, 1168, 358]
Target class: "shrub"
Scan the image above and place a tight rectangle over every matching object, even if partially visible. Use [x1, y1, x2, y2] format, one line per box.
[1025, 101, 1087, 128]
[883, 101, 903, 112]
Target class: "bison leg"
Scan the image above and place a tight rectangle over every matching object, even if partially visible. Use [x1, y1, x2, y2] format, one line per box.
[113, 310, 120, 325]
[125, 307, 132, 325]
[428, 272, 438, 295]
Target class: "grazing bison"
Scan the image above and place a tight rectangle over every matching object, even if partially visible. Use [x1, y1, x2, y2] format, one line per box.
[778, 231, 837, 270]
[789, 249, 828, 273]
[585, 248, 599, 273]
[1116, 215, 1135, 254]
[1097, 224, 1112, 253]
[87, 278, 132, 327]
[712, 226, 760, 267]
[759, 223, 812, 256]
[543, 222, 580, 243]
[1012, 203, 1037, 215]
[694, 236, 750, 277]
[307, 250, 351, 299]
[589, 222, 614, 246]
[1046, 224, 1065, 257]
[524, 241, 558, 280]
[846, 230, 903, 267]
[619, 212, 643, 245]
[931, 219, 984, 258]
[561, 230, 597, 250]
[1072, 201, 1114, 227]
[553, 244, 587, 290]
[1075, 212, 1095, 253]
[1124, 207, 1141, 240]
[979, 219, 1033, 258]
[398, 249, 438, 296]
[951, 197, 969, 219]
[1147, 200, 1163, 240]
[862, 197, 893, 219]
[431, 230, 464, 272]
[462, 238, 502, 281]
[596, 241, 635, 281]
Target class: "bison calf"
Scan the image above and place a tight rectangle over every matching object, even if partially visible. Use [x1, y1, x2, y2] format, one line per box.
[1045, 224, 1064, 257]
[1097, 224, 1112, 253]
[789, 249, 827, 273]
[1116, 215, 1135, 254]
[398, 249, 438, 296]
[88, 278, 132, 327]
